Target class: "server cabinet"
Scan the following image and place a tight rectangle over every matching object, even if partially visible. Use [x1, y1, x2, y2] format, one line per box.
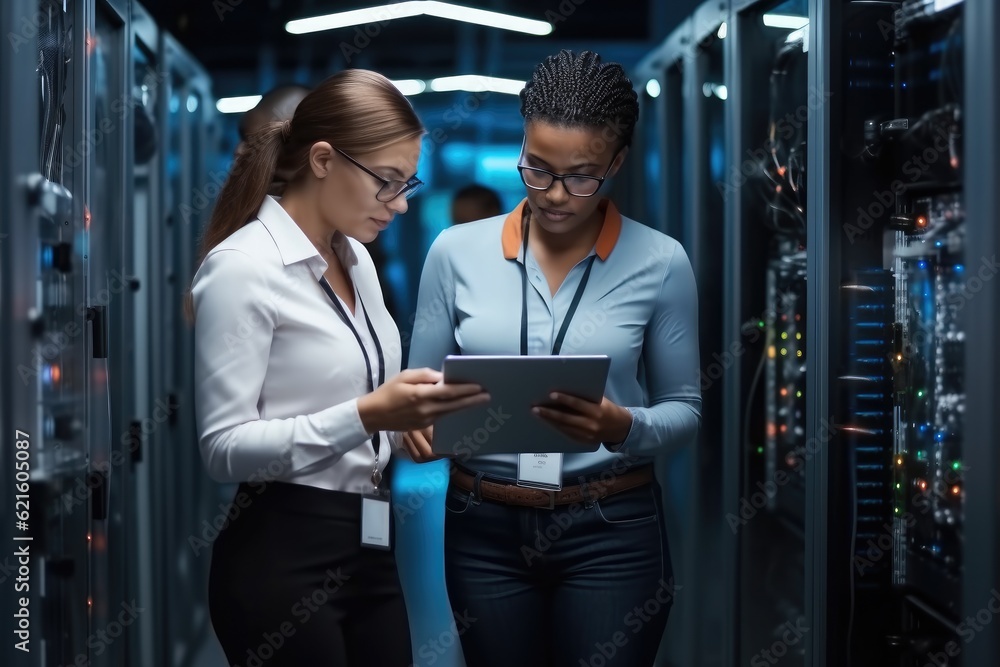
[1, 2, 50, 667]
[681, 8, 730, 667]
[87, 2, 133, 665]
[1, 0, 118, 664]
[633, 18, 697, 667]
[723, 2, 811, 666]
[634, 5, 728, 664]
[809, 0, 999, 664]
[2, 3, 218, 665]
[631, 0, 999, 664]
[961, 0, 1000, 664]
[142, 19, 218, 666]
[126, 4, 165, 663]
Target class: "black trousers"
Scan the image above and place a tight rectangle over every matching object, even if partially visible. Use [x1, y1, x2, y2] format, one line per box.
[208, 482, 411, 667]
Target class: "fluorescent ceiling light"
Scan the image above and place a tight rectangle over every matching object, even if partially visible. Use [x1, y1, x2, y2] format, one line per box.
[717, 22, 727, 39]
[391, 79, 427, 95]
[216, 95, 261, 113]
[424, 1, 551, 34]
[429, 75, 524, 95]
[287, 1, 551, 36]
[762, 14, 809, 29]
[645, 79, 661, 98]
[934, 0, 962, 11]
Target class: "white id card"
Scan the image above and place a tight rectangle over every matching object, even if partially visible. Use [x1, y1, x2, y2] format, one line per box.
[361, 493, 391, 550]
[517, 452, 563, 490]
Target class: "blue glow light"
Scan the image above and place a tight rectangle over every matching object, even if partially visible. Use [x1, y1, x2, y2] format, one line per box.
[954, 264, 964, 272]
[917, 260, 928, 269]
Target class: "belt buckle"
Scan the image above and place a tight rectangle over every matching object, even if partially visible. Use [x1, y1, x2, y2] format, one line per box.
[539, 489, 556, 510]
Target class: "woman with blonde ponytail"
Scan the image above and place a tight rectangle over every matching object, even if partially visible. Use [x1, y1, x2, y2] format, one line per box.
[191, 69, 489, 666]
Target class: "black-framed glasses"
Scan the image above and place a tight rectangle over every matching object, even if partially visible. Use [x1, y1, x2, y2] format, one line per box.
[516, 143, 622, 197]
[334, 147, 424, 202]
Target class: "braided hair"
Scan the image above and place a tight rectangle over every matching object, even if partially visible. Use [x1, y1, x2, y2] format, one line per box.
[519, 50, 639, 148]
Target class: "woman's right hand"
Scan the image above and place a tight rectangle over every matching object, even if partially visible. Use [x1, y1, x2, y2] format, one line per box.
[356, 368, 489, 433]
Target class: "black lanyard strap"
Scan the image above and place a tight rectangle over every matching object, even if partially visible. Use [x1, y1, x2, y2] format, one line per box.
[319, 277, 385, 455]
[518, 217, 598, 356]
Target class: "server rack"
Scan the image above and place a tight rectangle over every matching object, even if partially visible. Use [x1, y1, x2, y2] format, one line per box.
[633, 18, 697, 667]
[725, 2, 811, 666]
[1, 3, 217, 665]
[633, 0, 999, 664]
[143, 13, 218, 666]
[961, 0, 1000, 663]
[127, 5, 163, 663]
[635, 4, 729, 664]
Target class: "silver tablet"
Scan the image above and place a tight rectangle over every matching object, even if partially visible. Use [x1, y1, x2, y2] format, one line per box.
[432, 355, 612, 456]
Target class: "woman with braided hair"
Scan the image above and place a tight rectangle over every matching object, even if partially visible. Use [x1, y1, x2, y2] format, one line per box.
[403, 50, 702, 666]
[191, 69, 490, 666]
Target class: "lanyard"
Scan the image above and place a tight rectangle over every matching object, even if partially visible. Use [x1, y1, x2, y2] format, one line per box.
[519, 218, 597, 356]
[318, 277, 386, 487]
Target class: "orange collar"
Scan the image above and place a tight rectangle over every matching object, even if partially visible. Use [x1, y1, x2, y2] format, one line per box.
[501, 199, 622, 261]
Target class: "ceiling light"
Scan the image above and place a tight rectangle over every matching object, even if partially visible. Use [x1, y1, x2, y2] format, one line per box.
[429, 75, 524, 95]
[391, 79, 427, 95]
[287, 1, 551, 36]
[645, 79, 661, 98]
[423, 1, 551, 34]
[216, 95, 261, 114]
[762, 14, 809, 30]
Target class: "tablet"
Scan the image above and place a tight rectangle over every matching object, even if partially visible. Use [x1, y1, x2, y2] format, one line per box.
[432, 355, 612, 456]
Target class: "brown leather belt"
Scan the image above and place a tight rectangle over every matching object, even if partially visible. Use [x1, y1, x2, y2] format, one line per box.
[451, 465, 654, 509]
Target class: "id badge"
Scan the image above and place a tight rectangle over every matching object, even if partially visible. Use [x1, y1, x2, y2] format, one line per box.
[361, 491, 391, 550]
[517, 453, 563, 491]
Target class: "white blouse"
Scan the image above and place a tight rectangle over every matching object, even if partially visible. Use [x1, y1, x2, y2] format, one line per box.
[191, 195, 401, 494]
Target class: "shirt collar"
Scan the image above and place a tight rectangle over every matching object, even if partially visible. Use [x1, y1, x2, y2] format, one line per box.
[501, 198, 622, 262]
[256, 195, 358, 280]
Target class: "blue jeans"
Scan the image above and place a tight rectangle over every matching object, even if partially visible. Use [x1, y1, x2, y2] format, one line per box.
[444, 477, 674, 667]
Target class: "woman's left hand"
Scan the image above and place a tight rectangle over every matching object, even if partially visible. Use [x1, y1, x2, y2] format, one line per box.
[532, 393, 633, 446]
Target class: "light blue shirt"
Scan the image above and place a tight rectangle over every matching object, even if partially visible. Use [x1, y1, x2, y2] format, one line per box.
[408, 199, 702, 478]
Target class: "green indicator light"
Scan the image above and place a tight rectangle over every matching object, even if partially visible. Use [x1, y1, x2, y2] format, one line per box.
[759, 321, 765, 328]
[917, 390, 925, 398]
[894, 507, 900, 514]
[781, 332, 788, 340]
[796, 391, 802, 398]
[896, 483, 901, 489]
[757, 446, 764, 454]
[952, 461, 961, 470]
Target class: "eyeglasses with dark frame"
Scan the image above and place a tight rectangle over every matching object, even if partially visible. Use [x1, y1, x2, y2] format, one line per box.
[334, 147, 424, 202]
[515, 141, 622, 197]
